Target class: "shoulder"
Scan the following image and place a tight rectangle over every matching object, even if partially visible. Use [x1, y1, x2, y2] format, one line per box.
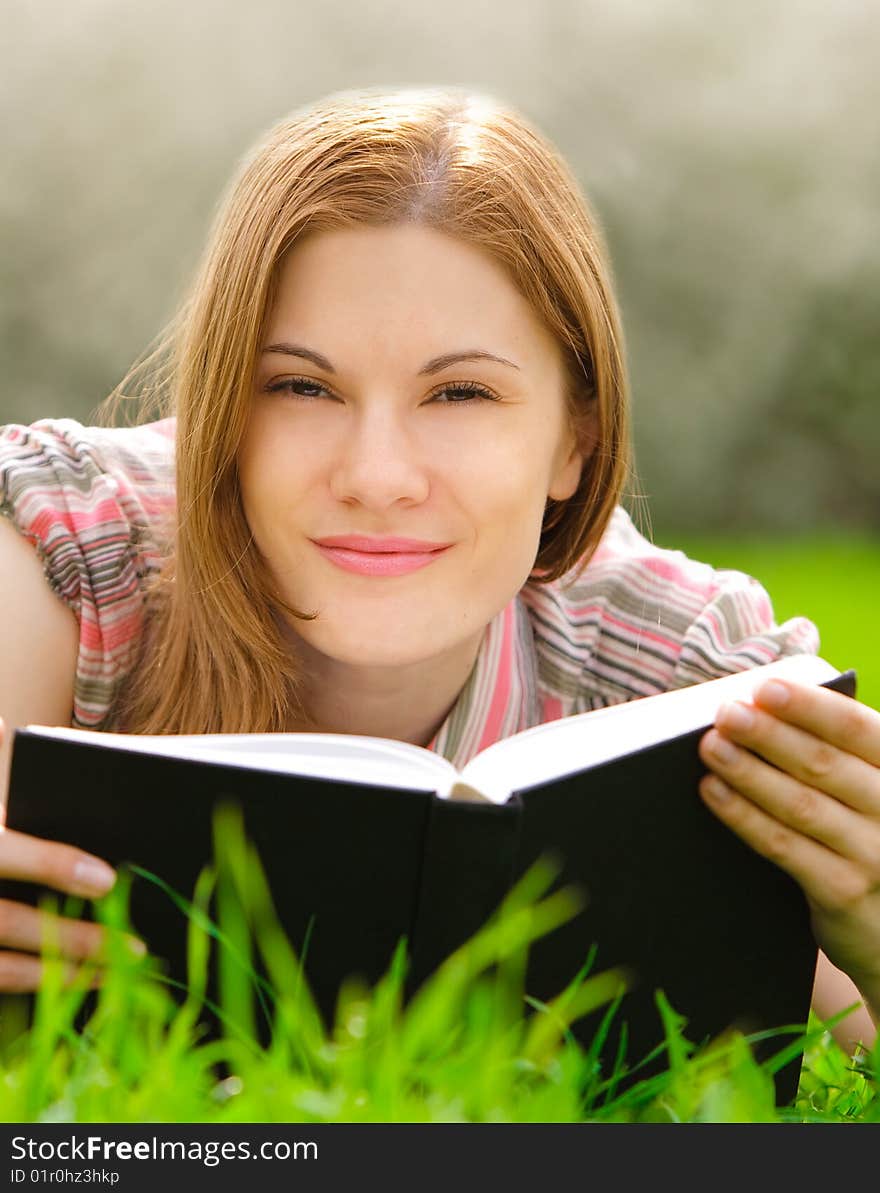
[0, 416, 176, 568]
[0, 516, 79, 793]
[0, 415, 175, 517]
[0, 416, 177, 728]
[521, 506, 819, 706]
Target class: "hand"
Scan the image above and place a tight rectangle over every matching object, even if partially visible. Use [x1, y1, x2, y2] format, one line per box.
[697, 677, 880, 1022]
[0, 719, 143, 992]
[0, 825, 148, 991]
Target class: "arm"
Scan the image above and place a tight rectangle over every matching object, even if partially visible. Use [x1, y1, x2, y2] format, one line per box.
[0, 515, 79, 802]
[0, 516, 126, 989]
[812, 950, 877, 1055]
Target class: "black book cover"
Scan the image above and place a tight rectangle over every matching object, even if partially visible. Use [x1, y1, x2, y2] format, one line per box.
[0, 739, 441, 1034]
[0, 669, 857, 1107]
[506, 669, 858, 1103]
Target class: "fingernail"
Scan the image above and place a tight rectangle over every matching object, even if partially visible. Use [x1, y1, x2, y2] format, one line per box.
[717, 701, 754, 732]
[125, 936, 147, 957]
[72, 858, 117, 896]
[703, 775, 732, 803]
[707, 731, 738, 764]
[758, 680, 790, 709]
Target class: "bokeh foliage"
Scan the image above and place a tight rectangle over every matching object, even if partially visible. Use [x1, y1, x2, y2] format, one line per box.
[2, 0, 877, 532]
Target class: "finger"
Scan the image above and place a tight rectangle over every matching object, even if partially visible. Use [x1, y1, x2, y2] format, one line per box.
[700, 729, 880, 867]
[0, 898, 116, 961]
[713, 702, 880, 816]
[0, 828, 116, 898]
[0, 900, 146, 962]
[753, 679, 880, 768]
[0, 951, 105, 994]
[698, 772, 872, 911]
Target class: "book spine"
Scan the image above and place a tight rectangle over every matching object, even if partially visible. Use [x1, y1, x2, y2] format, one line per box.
[405, 795, 522, 997]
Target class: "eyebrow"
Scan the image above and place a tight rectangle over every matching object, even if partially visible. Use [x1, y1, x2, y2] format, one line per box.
[260, 343, 521, 375]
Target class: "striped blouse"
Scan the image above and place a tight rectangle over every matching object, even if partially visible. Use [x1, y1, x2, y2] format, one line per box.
[0, 417, 820, 769]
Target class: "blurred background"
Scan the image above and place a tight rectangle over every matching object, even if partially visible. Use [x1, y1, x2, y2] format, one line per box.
[2, 0, 877, 682]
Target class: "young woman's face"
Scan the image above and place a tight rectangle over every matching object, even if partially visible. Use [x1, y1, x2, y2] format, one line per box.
[239, 222, 586, 673]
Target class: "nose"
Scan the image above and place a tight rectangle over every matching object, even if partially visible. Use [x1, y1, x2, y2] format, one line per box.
[329, 406, 431, 509]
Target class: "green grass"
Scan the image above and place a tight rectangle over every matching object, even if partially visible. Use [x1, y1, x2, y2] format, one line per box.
[2, 537, 878, 1124]
[0, 805, 877, 1124]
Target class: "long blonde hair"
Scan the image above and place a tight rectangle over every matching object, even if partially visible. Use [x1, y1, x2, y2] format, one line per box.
[112, 86, 632, 734]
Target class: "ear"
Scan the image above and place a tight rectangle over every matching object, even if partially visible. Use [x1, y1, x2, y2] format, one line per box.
[548, 404, 597, 501]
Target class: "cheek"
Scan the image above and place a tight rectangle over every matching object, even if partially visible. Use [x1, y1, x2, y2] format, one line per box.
[237, 422, 298, 543]
[464, 460, 549, 581]
[461, 436, 558, 521]
[237, 435, 267, 527]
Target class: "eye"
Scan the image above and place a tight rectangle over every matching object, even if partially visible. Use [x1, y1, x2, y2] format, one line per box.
[264, 376, 500, 404]
[428, 381, 499, 404]
[265, 376, 337, 400]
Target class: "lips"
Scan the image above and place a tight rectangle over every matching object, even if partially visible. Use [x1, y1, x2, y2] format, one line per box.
[310, 535, 452, 577]
[312, 535, 451, 553]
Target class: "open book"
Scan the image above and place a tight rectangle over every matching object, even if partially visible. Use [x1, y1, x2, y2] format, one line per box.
[1, 654, 856, 1102]
[16, 652, 849, 802]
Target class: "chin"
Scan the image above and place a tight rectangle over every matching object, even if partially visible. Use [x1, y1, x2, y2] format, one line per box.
[298, 631, 441, 670]
[347, 645, 439, 669]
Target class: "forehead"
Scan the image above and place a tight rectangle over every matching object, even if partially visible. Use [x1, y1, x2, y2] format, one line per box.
[267, 223, 563, 371]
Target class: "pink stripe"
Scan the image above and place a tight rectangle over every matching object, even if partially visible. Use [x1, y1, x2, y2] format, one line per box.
[702, 608, 723, 645]
[70, 498, 131, 532]
[540, 694, 565, 722]
[695, 607, 778, 664]
[641, 555, 712, 588]
[474, 602, 514, 754]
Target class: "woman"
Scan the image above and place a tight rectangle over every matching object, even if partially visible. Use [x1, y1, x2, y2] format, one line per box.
[0, 87, 877, 1053]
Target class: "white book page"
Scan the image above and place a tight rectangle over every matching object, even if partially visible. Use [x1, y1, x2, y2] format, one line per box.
[23, 727, 456, 794]
[25, 654, 841, 805]
[459, 654, 841, 805]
